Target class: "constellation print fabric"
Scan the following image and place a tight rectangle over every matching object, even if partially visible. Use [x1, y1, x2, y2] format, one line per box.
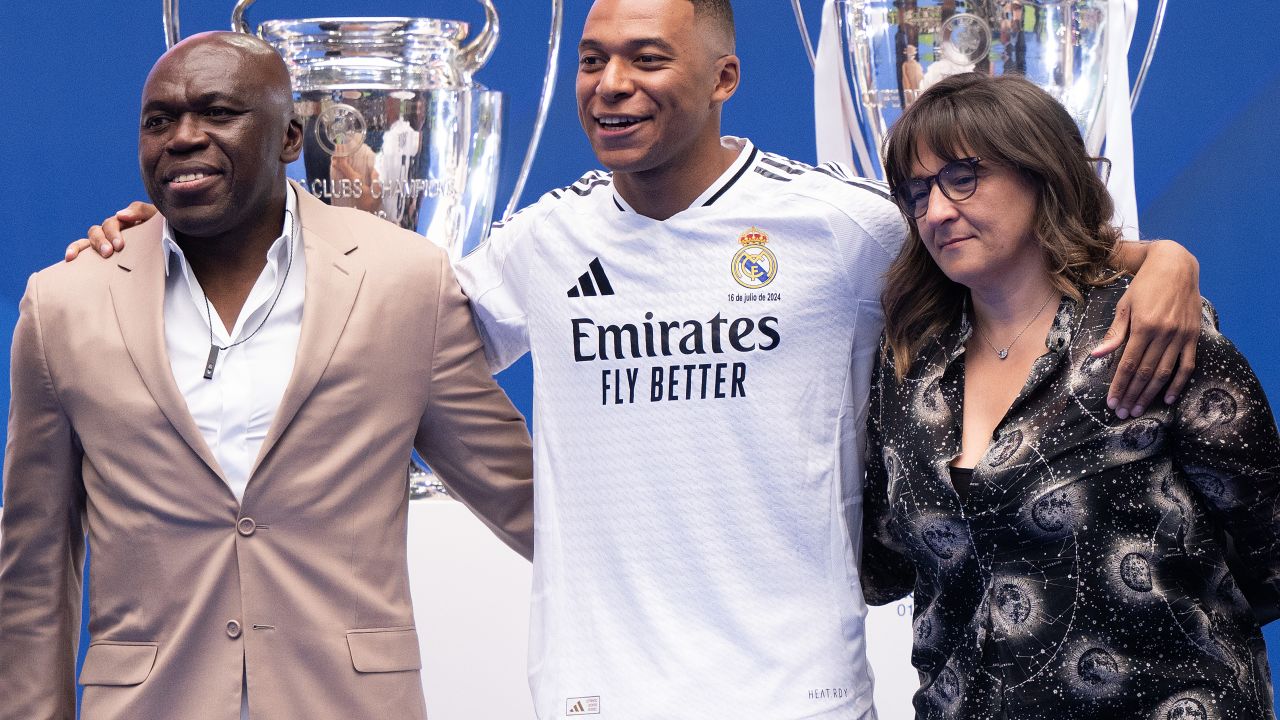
[862, 278, 1280, 720]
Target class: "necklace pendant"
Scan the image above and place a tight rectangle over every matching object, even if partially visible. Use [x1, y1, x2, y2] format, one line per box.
[204, 344, 221, 380]
[997, 348, 1009, 360]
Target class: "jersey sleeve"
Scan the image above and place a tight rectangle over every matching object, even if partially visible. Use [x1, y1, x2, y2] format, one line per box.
[454, 203, 544, 373]
[809, 164, 909, 303]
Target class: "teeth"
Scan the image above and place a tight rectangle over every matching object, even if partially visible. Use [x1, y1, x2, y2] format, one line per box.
[599, 117, 641, 127]
[173, 172, 208, 183]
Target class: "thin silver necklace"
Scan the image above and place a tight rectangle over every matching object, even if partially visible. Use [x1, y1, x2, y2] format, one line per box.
[200, 210, 295, 380]
[974, 291, 1056, 360]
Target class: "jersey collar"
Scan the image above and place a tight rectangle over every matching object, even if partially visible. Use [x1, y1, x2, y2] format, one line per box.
[610, 137, 759, 215]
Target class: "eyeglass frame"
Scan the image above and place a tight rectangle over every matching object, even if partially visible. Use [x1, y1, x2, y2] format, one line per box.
[893, 156, 983, 219]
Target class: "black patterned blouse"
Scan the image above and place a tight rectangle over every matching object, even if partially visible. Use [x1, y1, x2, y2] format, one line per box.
[861, 278, 1280, 720]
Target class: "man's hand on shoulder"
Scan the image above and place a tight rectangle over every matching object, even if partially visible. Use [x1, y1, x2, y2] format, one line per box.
[65, 201, 157, 261]
[1091, 239, 1201, 419]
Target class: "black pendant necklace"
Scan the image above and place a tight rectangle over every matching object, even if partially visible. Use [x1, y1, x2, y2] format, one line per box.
[201, 210, 295, 380]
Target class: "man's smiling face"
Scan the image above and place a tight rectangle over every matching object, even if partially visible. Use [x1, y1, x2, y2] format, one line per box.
[575, 0, 735, 178]
[138, 34, 300, 240]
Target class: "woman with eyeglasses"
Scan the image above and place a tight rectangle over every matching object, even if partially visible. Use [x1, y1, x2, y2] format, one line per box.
[861, 72, 1280, 719]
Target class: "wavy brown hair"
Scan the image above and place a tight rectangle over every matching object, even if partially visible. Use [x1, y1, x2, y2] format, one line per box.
[881, 73, 1121, 378]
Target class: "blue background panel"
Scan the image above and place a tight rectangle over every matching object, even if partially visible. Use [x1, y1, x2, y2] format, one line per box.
[2, 0, 1277, 713]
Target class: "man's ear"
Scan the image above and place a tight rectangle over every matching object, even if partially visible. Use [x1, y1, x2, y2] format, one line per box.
[712, 53, 741, 104]
[281, 117, 304, 164]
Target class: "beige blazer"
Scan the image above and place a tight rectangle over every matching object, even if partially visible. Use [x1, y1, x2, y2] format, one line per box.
[0, 185, 534, 719]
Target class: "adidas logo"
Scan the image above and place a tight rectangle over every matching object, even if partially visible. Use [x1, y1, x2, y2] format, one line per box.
[565, 695, 601, 715]
[567, 258, 614, 297]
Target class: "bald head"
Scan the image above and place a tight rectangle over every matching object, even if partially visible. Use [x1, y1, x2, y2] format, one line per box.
[146, 32, 294, 119]
[138, 30, 302, 242]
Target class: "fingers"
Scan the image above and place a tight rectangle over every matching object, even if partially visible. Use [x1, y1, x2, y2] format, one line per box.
[117, 201, 156, 227]
[109, 202, 157, 250]
[1098, 300, 1136, 415]
[99, 217, 124, 253]
[65, 238, 95, 262]
[1122, 331, 1178, 418]
[68, 202, 156, 262]
[1105, 297, 1202, 418]
[86, 224, 115, 257]
[1106, 317, 1197, 418]
[1100, 241, 1204, 417]
[1165, 340, 1198, 406]
[1106, 326, 1157, 419]
[118, 200, 154, 220]
[1091, 302, 1129, 358]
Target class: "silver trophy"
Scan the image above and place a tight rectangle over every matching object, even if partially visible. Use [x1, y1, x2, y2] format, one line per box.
[163, 0, 563, 498]
[795, 0, 1168, 179]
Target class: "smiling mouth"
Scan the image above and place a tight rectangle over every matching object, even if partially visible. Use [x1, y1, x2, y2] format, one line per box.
[169, 171, 220, 184]
[596, 115, 648, 130]
[162, 168, 225, 192]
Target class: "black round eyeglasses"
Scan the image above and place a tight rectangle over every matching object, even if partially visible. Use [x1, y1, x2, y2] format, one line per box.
[894, 157, 982, 219]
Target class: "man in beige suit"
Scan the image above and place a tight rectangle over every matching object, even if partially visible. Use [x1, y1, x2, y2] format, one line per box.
[0, 32, 533, 720]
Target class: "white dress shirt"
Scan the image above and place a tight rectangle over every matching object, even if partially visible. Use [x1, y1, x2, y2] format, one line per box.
[162, 184, 305, 719]
[162, 185, 305, 501]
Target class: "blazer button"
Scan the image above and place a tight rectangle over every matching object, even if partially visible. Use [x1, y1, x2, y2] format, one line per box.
[226, 620, 242, 639]
[237, 517, 256, 537]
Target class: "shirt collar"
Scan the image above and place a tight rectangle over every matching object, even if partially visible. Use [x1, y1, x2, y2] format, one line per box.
[163, 181, 299, 279]
[937, 291, 1077, 365]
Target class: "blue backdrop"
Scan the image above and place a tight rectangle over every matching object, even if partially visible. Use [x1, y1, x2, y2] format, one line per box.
[2, 0, 1278, 711]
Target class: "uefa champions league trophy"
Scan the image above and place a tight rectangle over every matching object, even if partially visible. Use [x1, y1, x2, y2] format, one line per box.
[163, 0, 564, 498]
[801, 0, 1168, 182]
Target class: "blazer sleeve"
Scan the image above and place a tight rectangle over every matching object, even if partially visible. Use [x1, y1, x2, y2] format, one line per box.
[1172, 317, 1280, 625]
[414, 252, 535, 560]
[0, 274, 87, 719]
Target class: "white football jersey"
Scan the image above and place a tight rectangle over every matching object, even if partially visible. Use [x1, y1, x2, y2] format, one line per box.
[455, 138, 907, 720]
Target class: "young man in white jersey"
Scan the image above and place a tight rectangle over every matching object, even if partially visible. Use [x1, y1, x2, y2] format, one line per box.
[459, 6, 1195, 715]
[73, 1, 1203, 717]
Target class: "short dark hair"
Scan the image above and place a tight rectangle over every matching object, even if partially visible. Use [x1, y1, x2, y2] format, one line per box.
[690, 0, 735, 45]
[880, 73, 1121, 378]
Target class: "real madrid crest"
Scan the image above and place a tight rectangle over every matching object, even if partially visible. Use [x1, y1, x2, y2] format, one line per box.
[730, 226, 778, 289]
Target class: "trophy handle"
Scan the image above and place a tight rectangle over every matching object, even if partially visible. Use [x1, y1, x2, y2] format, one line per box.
[789, 0, 817, 70]
[230, 0, 254, 34]
[458, 0, 500, 73]
[1129, 0, 1168, 112]
[163, 0, 181, 48]
[503, 0, 563, 218]
[161, 0, 253, 46]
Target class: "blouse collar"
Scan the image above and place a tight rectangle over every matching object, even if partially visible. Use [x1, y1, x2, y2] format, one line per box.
[935, 291, 1079, 367]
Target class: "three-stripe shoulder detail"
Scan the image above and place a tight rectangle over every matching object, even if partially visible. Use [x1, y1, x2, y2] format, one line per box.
[548, 170, 614, 200]
[753, 153, 892, 202]
[494, 171, 614, 227]
[813, 162, 892, 200]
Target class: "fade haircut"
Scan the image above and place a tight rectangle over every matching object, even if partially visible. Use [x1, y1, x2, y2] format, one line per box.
[690, 0, 736, 47]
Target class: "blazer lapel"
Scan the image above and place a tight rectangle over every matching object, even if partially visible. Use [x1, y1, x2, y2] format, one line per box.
[110, 216, 227, 483]
[251, 186, 365, 477]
